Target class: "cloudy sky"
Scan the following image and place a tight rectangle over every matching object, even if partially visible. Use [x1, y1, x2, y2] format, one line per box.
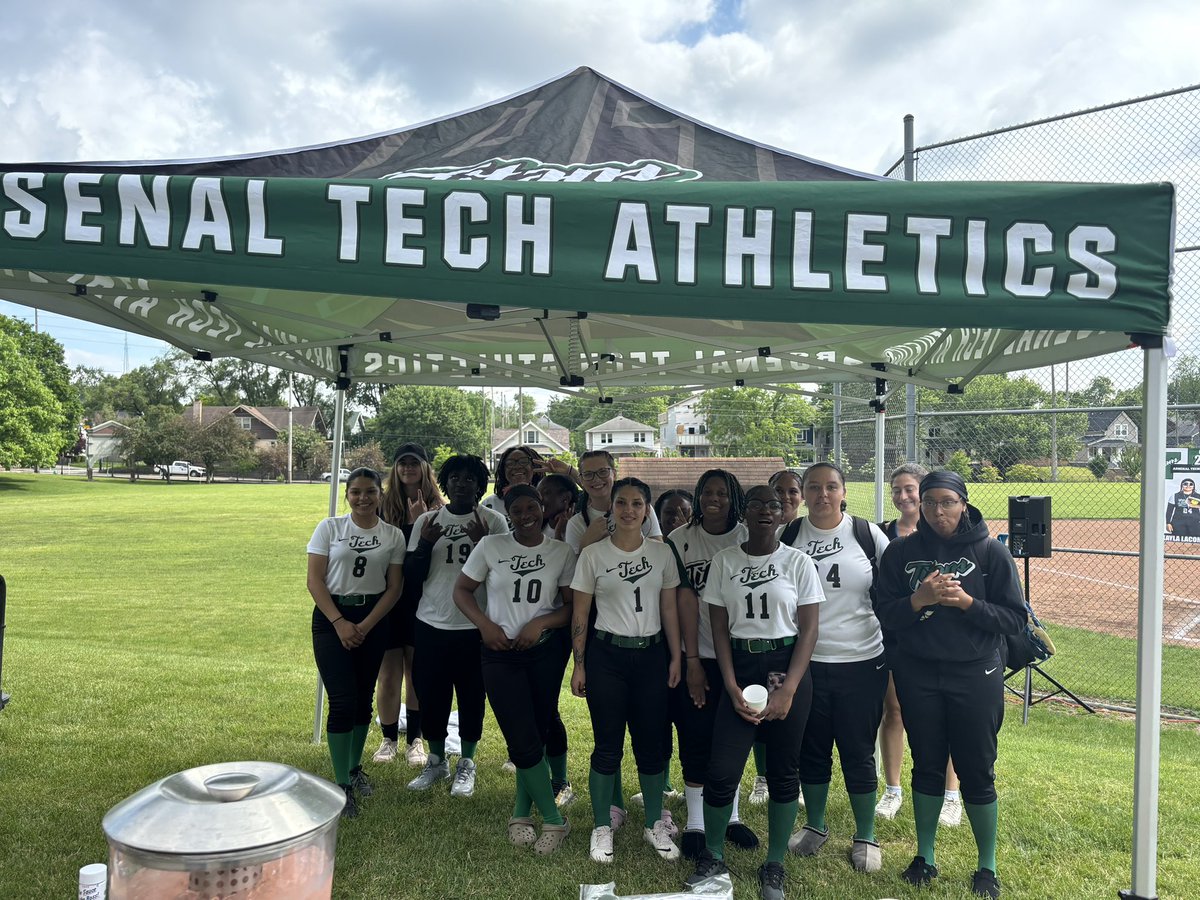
[1, 0, 1196, 377]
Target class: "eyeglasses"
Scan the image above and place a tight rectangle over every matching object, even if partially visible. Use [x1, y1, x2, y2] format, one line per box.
[745, 499, 783, 512]
[504, 458, 533, 471]
[921, 499, 962, 511]
[580, 467, 613, 482]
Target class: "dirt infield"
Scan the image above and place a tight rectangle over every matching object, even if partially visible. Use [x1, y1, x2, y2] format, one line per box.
[982, 518, 1200, 646]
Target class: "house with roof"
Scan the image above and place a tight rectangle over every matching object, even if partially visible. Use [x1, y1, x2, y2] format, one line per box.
[585, 415, 660, 457]
[84, 420, 130, 468]
[1074, 409, 1139, 467]
[185, 401, 330, 449]
[658, 395, 711, 457]
[490, 416, 571, 469]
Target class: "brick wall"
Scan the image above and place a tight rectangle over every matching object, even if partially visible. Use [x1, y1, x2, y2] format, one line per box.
[617, 457, 788, 501]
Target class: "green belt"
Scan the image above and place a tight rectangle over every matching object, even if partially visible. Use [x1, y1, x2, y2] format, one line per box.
[596, 630, 662, 649]
[333, 592, 382, 607]
[731, 635, 797, 653]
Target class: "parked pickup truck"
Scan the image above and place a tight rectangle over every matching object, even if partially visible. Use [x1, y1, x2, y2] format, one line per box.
[155, 460, 207, 478]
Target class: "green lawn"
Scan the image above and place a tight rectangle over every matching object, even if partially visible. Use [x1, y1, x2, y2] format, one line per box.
[0, 475, 1196, 899]
[846, 481, 1142, 520]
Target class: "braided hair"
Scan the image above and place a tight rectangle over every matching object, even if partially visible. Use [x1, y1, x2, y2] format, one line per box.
[436, 454, 491, 503]
[686, 468, 746, 533]
[493, 445, 544, 497]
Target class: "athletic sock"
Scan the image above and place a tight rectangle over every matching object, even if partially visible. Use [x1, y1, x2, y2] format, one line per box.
[702, 801, 734, 859]
[885, 784, 902, 796]
[729, 788, 744, 823]
[945, 789, 961, 802]
[589, 769, 616, 828]
[380, 721, 399, 742]
[518, 758, 563, 825]
[513, 771, 534, 819]
[685, 785, 705, 831]
[912, 790, 944, 866]
[766, 799, 800, 863]
[964, 800, 999, 873]
[848, 791, 877, 842]
[547, 751, 568, 784]
[326, 730, 354, 786]
[753, 741, 768, 777]
[406, 709, 423, 742]
[800, 781, 830, 831]
[460, 740, 478, 760]
[612, 777, 625, 810]
[427, 739, 447, 761]
[638, 770, 666, 828]
[349, 723, 370, 771]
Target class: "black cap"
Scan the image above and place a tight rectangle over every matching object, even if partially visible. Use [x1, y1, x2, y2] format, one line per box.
[393, 442, 429, 464]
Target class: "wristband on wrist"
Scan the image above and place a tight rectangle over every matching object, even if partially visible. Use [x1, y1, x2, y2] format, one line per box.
[686, 655, 700, 659]
[330, 615, 344, 625]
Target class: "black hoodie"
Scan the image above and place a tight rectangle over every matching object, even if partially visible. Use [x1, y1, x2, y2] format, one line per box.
[875, 502, 1025, 664]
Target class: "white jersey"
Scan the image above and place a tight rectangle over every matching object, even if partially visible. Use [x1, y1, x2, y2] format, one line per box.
[409, 504, 510, 630]
[571, 537, 680, 638]
[786, 517, 889, 663]
[667, 522, 748, 659]
[563, 504, 663, 554]
[307, 515, 406, 596]
[480, 493, 511, 528]
[461, 534, 576, 639]
[703, 543, 823, 641]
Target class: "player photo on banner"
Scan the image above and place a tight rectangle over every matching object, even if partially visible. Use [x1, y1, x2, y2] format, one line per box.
[1165, 448, 1200, 544]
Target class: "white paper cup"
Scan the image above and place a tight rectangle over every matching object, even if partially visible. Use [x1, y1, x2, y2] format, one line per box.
[79, 863, 107, 900]
[742, 684, 769, 712]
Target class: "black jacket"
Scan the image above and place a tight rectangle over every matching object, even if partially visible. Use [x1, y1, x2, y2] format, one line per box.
[875, 503, 1025, 663]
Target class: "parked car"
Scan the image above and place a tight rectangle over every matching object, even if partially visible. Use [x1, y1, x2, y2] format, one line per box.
[155, 460, 206, 478]
[321, 469, 351, 482]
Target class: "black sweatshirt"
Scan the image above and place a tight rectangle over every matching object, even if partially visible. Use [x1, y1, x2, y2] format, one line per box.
[875, 503, 1025, 664]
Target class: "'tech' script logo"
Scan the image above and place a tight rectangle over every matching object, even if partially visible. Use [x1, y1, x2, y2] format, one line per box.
[904, 558, 977, 591]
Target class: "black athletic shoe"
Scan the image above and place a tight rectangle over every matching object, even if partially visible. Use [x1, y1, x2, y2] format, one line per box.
[349, 766, 374, 798]
[757, 860, 786, 900]
[972, 868, 1001, 898]
[901, 855, 939, 887]
[340, 784, 360, 819]
[684, 849, 729, 887]
[681, 829, 706, 860]
[726, 821, 760, 849]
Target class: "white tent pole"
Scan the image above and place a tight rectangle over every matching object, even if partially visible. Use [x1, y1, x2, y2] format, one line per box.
[313, 385, 348, 744]
[873, 373, 887, 521]
[1127, 341, 1166, 899]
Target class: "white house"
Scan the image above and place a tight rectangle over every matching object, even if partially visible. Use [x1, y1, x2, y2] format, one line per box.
[1074, 410, 1140, 467]
[491, 416, 571, 469]
[84, 420, 129, 469]
[658, 396, 711, 457]
[586, 415, 659, 457]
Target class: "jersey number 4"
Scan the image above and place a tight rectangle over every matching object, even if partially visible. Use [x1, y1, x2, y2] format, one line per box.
[825, 564, 841, 589]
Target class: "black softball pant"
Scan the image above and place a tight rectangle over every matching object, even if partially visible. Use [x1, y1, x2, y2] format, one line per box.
[798, 654, 888, 793]
[585, 637, 669, 776]
[312, 604, 388, 733]
[481, 637, 563, 770]
[890, 647, 1005, 804]
[669, 656, 721, 785]
[543, 627, 571, 759]
[705, 646, 813, 807]
[412, 620, 486, 745]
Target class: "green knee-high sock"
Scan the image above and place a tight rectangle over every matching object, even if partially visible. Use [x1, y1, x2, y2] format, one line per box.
[612, 777, 625, 809]
[638, 770, 666, 828]
[326, 730, 354, 785]
[348, 723, 370, 771]
[702, 801, 734, 858]
[848, 791, 878, 842]
[912, 790, 944, 865]
[426, 738, 447, 762]
[460, 740, 478, 760]
[512, 771, 534, 819]
[518, 759, 564, 825]
[964, 800, 999, 873]
[767, 799, 800, 863]
[801, 781, 830, 831]
[547, 752, 568, 784]
[589, 769, 616, 828]
[753, 741, 768, 778]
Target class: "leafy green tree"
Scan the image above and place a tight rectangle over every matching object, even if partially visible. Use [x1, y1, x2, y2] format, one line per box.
[0, 314, 82, 458]
[117, 411, 192, 480]
[1088, 455, 1111, 479]
[372, 386, 488, 459]
[256, 444, 289, 481]
[178, 353, 290, 408]
[0, 330, 64, 467]
[278, 425, 328, 479]
[945, 450, 972, 480]
[430, 444, 456, 473]
[1169, 354, 1200, 405]
[697, 387, 814, 463]
[1121, 446, 1144, 481]
[74, 357, 187, 421]
[345, 441, 387, 473]
[191, 416, 256, 481]
[548, 387, 692, 456]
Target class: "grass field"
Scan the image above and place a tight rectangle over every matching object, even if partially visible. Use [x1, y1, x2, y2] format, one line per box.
[0, 474, 1197, 899]
[845, 481, 1142, 520]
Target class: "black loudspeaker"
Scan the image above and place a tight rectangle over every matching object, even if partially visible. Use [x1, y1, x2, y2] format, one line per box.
[1008, 496, 1052, 558]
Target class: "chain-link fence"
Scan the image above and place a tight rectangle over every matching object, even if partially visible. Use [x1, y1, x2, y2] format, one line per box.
[843, 85, 1200, 716]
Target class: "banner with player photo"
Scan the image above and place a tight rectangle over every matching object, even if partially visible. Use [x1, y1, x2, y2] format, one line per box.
[1165, 447, 1200, 543]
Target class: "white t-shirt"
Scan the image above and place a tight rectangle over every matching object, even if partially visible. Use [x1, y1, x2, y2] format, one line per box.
[480, 493, 510, 527]
[667, 522, 748, 659]
[703, 543, 824, 641]
[461, 533, 576, 639]
[785, 517, 889, 663]
[307, 515, 406, 596]
[571, 537, 680, 638]
[409, 504, 511, 630]
[563, 504, 663, 554]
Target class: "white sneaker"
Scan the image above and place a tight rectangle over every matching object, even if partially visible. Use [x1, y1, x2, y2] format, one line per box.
[748, 775, 770, 805]
[450, 757, 477, 798]
[939, 796, 963, 827]
[406, 738, 428, 768]
[644, 818, 681, 860]
[406, 754, 449, 791]
[372, 737, 398, 764]
[501, 759, 517, 774]
[876, 790, 903, 820]
[590, 825, 614, 863]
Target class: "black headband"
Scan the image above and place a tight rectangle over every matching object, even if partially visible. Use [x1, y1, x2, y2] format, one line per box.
[919, 471, 969, 501]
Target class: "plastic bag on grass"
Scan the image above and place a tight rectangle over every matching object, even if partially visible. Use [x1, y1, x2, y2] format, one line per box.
[580, 873, 733, 900]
